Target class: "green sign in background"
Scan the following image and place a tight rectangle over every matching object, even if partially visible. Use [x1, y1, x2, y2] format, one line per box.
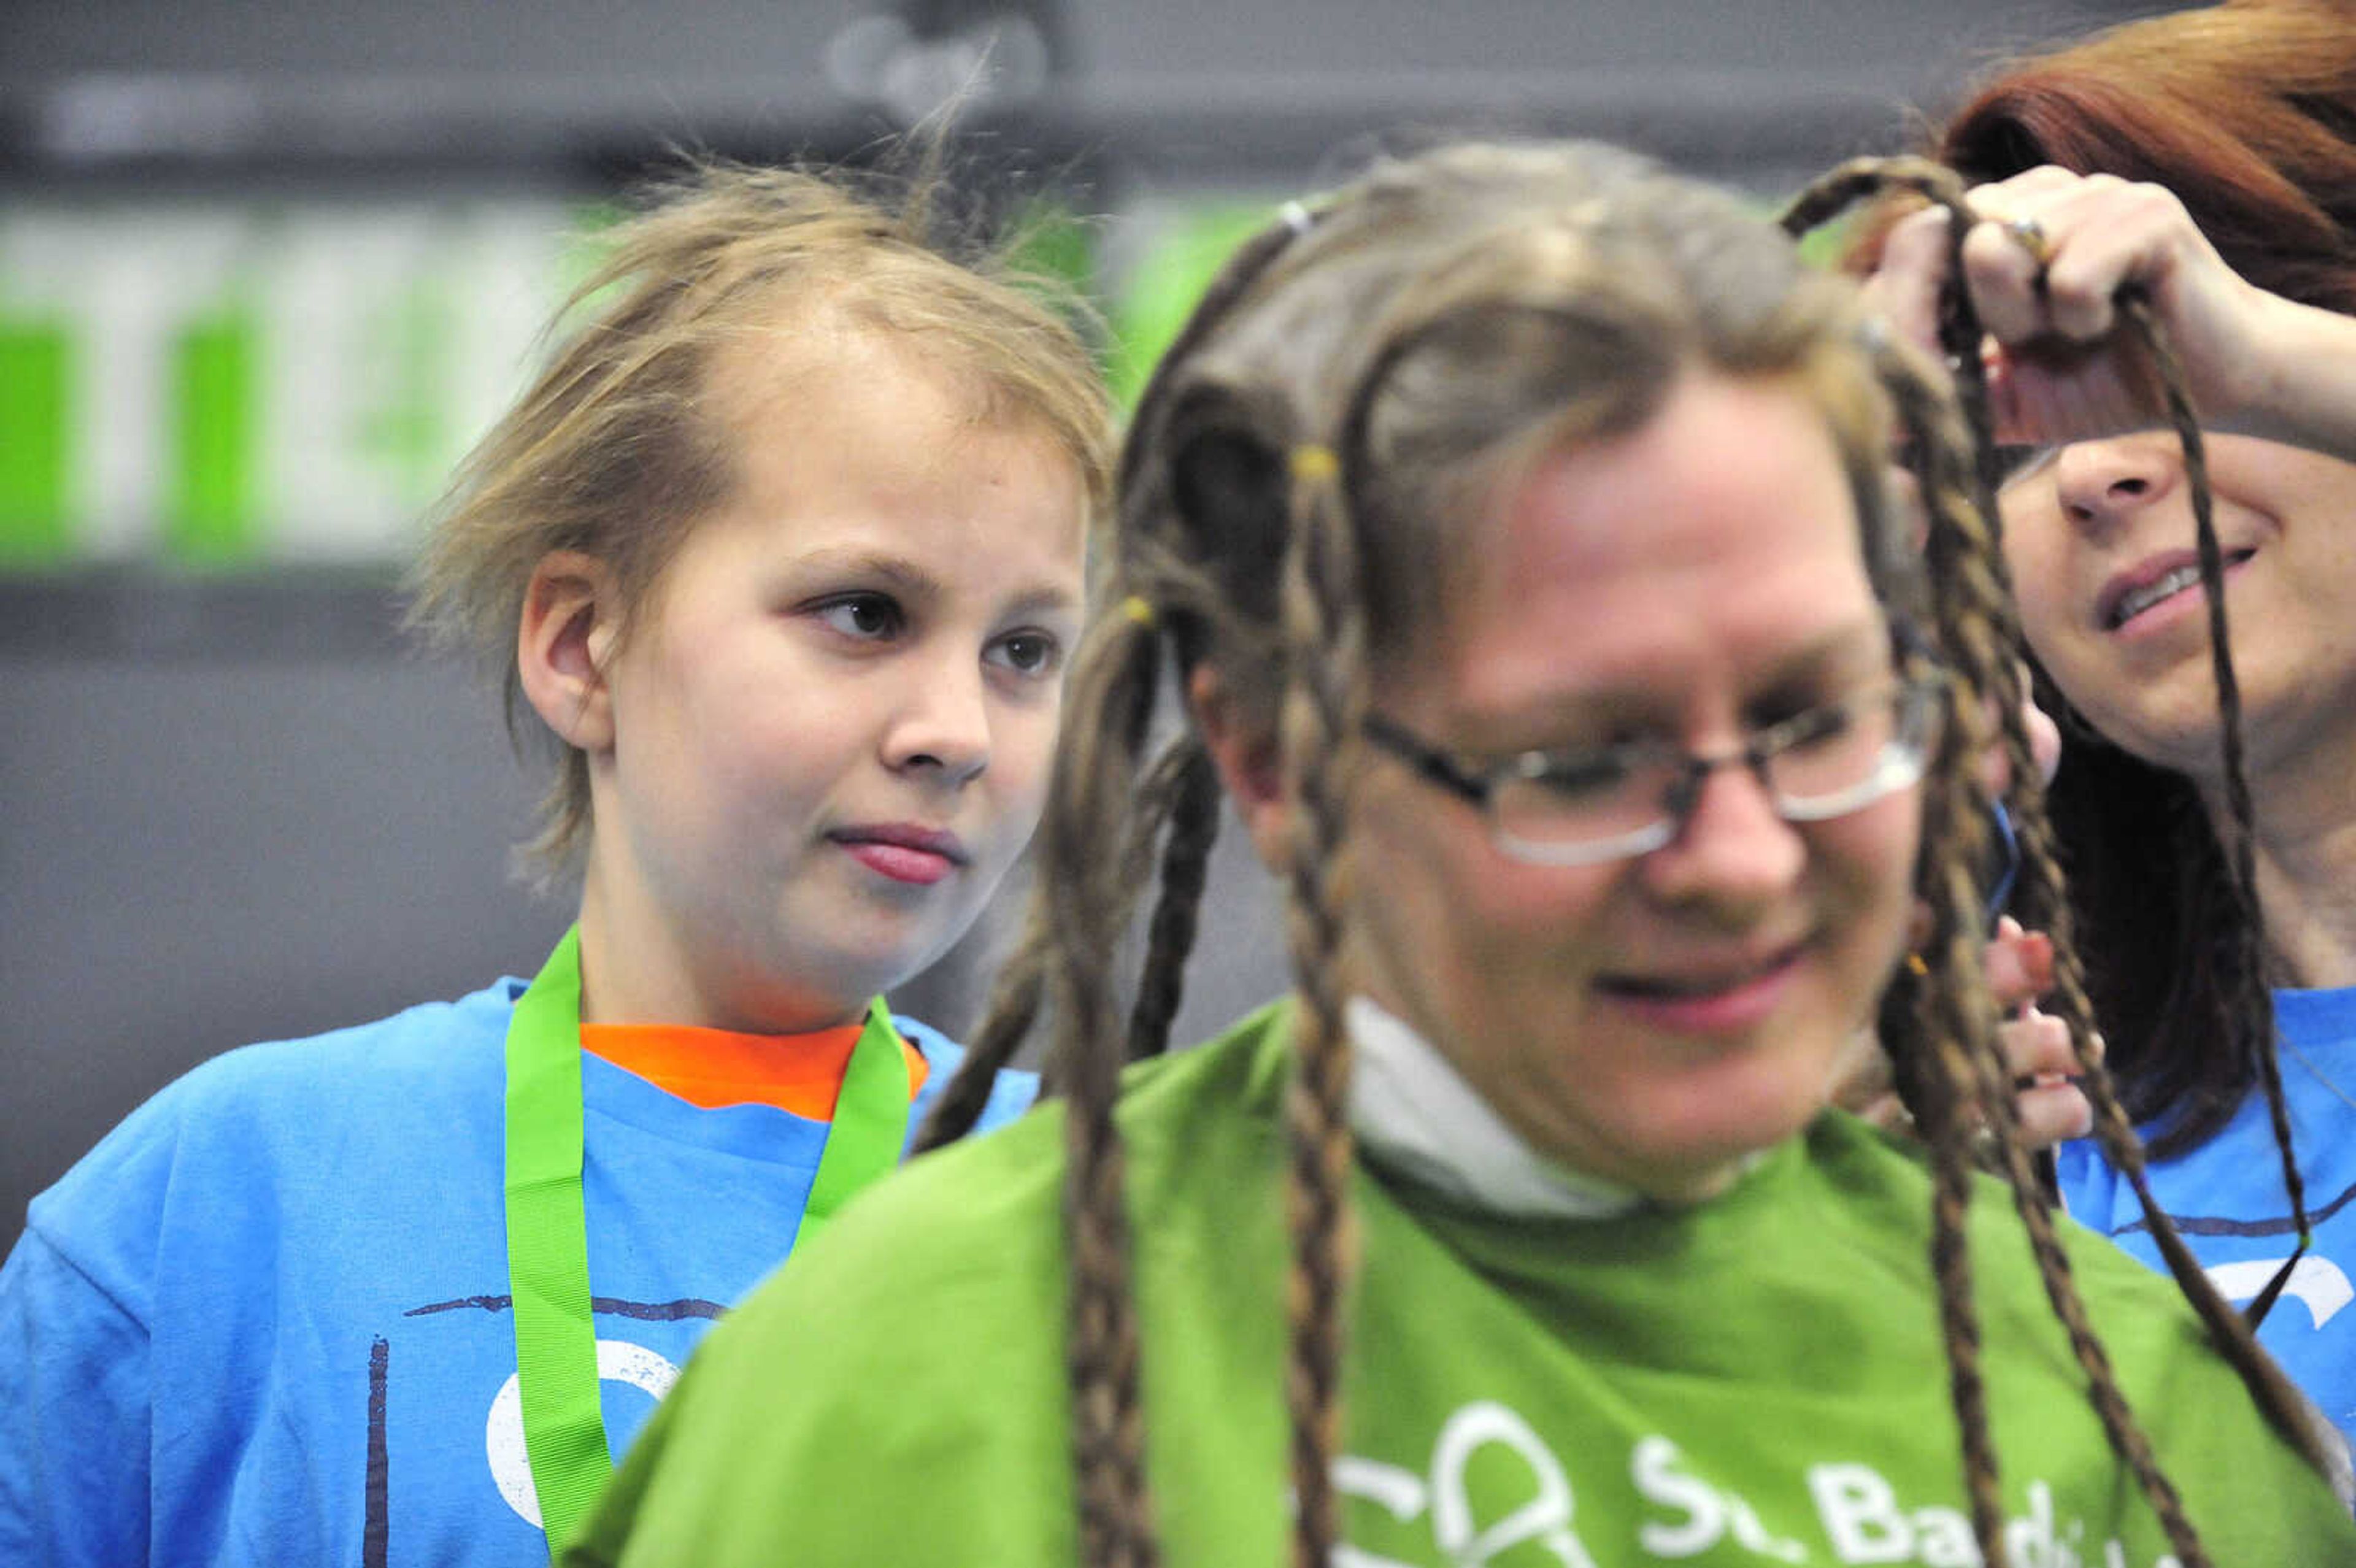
[0, 319, 71, 567]
[0, 194, 1302, 572]
[167, 310, 260, 564]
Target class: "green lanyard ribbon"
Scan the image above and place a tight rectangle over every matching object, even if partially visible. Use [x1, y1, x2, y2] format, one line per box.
[501, 924, 911, 1557]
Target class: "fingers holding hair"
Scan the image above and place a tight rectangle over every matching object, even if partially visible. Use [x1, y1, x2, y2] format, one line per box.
[1861, 201, 1959, 359]
[1955, 166, 2082, 347]
[1962, 167, 2273, 437]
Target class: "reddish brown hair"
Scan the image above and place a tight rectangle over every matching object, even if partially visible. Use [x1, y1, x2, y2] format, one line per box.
[1940, 0, 2356, 313]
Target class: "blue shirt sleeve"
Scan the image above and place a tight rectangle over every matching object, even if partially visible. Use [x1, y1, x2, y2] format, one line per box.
[0, 1209, 155, 1567]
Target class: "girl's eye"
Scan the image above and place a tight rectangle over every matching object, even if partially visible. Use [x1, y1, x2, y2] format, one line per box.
[817, 594, 904, 640]
[988, 631, 1062, 678]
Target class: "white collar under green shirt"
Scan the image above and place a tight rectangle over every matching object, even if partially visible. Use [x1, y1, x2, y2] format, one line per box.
[1345, 995, 1651, 1219]
[1345, 995, 1770, 1218]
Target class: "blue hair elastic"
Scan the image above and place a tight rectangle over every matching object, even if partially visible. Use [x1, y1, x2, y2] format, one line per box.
[1983, 799, 2020, 926]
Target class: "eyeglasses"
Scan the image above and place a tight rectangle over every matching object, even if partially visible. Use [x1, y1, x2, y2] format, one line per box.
[1361, 675, 1946, 867]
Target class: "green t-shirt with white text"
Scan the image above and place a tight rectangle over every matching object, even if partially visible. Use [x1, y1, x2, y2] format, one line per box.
[572, 1002, 2355, 1567]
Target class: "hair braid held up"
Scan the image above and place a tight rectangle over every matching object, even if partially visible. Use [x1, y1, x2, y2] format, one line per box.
[1933, 0, 2356, 1172]
[1876, 339, 2229, 1553]
[1796, 153, 2324, 1432]
[1787, 155, 2337, 1546]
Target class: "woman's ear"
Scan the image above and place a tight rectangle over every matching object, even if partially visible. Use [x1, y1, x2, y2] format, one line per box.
[518, 551, 622, 753]
[1187, 663, 1290, 872]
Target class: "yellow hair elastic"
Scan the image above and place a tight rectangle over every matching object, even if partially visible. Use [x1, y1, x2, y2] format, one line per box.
[1906, 953, 1930, 978]
[1290, 444, 1339, 483]
[1120, 594, 1158, 629]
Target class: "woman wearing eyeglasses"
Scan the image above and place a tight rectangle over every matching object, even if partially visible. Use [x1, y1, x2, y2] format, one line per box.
[571, 141, 2352, 1568]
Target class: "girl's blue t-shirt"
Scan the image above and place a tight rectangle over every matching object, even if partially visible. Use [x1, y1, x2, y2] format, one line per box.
[2057, 984, 2356, 1445]
[0, 978, 1035, 1568]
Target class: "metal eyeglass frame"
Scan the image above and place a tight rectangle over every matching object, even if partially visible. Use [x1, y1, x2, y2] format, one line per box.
[1360, 674, 1947, 868]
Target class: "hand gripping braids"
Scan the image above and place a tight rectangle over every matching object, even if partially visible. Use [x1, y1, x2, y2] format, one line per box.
[921, 140, 2336, 1568]
[1784, 155, 2333, 1566]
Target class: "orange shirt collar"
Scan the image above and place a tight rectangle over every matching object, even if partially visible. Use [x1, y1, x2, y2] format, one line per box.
[579, 1019, 929, 1119]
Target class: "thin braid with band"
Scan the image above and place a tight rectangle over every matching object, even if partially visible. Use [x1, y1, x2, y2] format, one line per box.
[915, 213, 1319, 1153]
[917, 708, 1220, 1150]
[924, 198, 1326, 1564]
[1268, 438, 1367, 1568]
[1057, 203, 1322, 1567]
[1042, 596, 1171, 1568]
[1785, 180, 2057, 1555]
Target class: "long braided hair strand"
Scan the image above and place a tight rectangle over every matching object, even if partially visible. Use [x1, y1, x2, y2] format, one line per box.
[1785, 154, 2336, 1562]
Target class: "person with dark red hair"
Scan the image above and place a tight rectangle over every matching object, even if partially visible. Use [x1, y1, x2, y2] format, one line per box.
[1869, 0, 2356, 1447]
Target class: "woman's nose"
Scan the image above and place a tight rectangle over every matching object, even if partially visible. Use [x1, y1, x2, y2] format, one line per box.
[1640, 759, 1806, 919]
[2050, 435, 2179, 533]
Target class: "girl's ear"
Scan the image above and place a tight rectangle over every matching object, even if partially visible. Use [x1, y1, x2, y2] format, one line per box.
[518, 551, 622, 752]
[1187, 662, 1291, 872]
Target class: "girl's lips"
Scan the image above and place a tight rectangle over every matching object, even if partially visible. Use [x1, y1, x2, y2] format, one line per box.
[840, 841, 957, 885]
[830, 824, 969, 886]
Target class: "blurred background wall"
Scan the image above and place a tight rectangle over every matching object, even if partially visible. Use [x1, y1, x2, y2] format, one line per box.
[2, 0, 2179, 1248]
